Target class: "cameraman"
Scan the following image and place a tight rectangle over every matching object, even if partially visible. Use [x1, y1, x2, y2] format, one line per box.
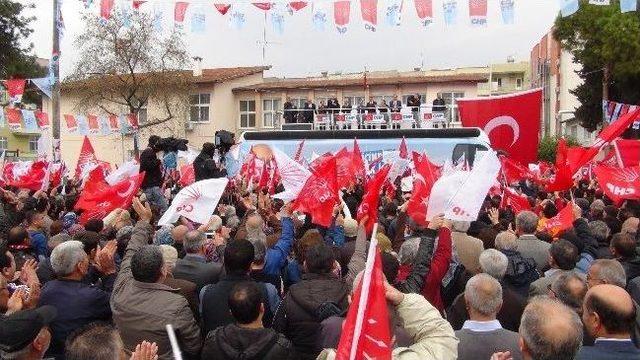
[194, 143, 227, 181]
[139, 135, 168, 214]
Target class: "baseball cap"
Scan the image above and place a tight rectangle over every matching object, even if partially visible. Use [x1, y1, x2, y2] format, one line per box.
[0, 306, 57, 353]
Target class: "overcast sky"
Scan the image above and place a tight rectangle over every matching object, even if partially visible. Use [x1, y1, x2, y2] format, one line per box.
[23, 0, 560, 78]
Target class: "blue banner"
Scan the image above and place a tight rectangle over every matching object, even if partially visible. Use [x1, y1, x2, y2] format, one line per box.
[21, 110, 38, 132]
[76, 115, 89, 136]
[191, 12, 206, 33]
[621, 0, 637, 13]
[500, 0, 515, 24]
[443, 0, 458, 26]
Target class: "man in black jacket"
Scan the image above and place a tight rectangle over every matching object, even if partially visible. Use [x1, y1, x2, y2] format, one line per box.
[201, 281, 296, 360]
[193, 143, 226, 181]
[273, 242, 350, 360]
[139, 135, 167, 214]
[283, 98, 296, 124]
[302, 99, 316, 123]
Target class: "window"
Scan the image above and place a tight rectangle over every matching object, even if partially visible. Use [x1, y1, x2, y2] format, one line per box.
[570, 125, 578, 139]
[516, 78, 523, 90]
[29, 136, 38, 152]
[0, 137, 7, 150]
[496, 78, 503, 88]
[263, 99, 281, 128]
[438, 92, 465, 123]
[190, 93, 211, 122]
[239, 100, 256, 128]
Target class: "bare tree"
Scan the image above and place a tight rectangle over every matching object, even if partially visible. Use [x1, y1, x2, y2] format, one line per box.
[67, 10, 192, 130]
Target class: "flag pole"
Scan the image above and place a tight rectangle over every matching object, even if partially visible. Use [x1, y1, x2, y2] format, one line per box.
[51, 0, 61, 162]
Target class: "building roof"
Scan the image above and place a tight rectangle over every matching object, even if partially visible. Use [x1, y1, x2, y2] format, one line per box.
[62, 66, 270, 90]
[234, 71, 489, 92]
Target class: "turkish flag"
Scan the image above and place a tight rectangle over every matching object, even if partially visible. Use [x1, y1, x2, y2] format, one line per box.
[614, 139, 640, 168]
[469, 0, 487, 16]
[414, 0, 433, 20]
[458, 89, 542, 165]
[574, 108, 640, 172]
[75, 136, 98, 179]
[126, 113, 139, 130]
[293, 155, 339, 227]
[76, 172, 145, 224]
[545, 138, 574, 192]
[64, 114, 78, 132]
[334, 1, 351, 30]
[407, 152, 441, 225]
[500, 187, 531, 214]
[288, 1, 308, 11]
[5, 108, 22, 131]
[179, 164, 195, 186]
[360, 0, 378, 30]
[4, 79, 25, 103]
[357, 165, 390, 234]
[336, 237, 392, 359]
[100, 0, 115, 20]
[35, 111, 49, 130]
[87, 114, 100, 134]
[253, 2, 273, 10]
[214, 4, 231, 15]
[107, 115, 120, 132]
[593, 165, 640, 205]
[541, 203, 574, 237]
[174, 2, 189, 23]
[500, 156, 532, 184]
[5, 161, 49, 191]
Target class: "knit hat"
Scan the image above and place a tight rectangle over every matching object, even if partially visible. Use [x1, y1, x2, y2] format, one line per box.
[116, 225, 134, 242]
[62, 212, 78, 230]
[154, 226, 174, 245]
[590, 199, 605, 212]
[343, 218, 358, 238]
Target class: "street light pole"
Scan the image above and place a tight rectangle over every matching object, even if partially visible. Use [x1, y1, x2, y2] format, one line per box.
[51, 0, 61, 161]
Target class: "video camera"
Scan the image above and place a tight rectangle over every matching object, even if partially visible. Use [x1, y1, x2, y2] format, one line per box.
[155, 137, 189, 153]
[214, 130, 235, 155]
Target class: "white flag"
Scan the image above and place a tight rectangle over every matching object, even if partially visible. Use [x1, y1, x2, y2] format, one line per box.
[272, 147, 311, 202]
[589, 0, 610, 5]
[427, 150, 501, 221]
[386, 156, 410, 183]
[106, 160, 140, 185]
[158, 178, 229, 226]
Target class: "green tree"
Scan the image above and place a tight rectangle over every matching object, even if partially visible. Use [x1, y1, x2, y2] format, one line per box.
[0, 0, 43, 79]
[554, 0, 640, 132]
[538, 135, 581, 163]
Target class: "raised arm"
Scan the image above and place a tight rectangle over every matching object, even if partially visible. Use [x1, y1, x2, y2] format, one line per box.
[345, 217, 368, 288]
[263, 204, 294, 276]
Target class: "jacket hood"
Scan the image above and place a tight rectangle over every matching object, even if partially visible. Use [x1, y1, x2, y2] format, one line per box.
[290, 274, 349, 316]
[213, 324, 279, 359]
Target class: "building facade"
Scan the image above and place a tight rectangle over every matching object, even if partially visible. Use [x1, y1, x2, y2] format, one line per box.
[48, 62, 529, 168]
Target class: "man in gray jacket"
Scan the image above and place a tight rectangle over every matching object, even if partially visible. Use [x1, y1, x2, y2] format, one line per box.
[515, 211, 550, 273]
[111, 199, 201, 359]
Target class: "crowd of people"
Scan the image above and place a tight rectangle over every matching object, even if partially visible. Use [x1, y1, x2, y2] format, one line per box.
[1, 135, 640, 360]
[283, 94, 449, 124]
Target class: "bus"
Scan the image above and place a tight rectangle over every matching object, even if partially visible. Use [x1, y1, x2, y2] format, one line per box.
[234, 128, 491, 168]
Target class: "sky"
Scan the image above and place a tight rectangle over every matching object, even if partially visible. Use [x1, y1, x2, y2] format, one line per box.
[22, 0, 560, 78]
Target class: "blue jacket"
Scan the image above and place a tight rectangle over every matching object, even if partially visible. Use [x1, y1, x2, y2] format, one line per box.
[264, 217, 294, 276]
[28, 230, 48, 261]
[39, 276, 115, 359]
[325, 220, 345, 247]
[577, 339, 640, 360]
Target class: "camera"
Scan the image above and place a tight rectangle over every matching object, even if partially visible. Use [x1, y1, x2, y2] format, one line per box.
[214, 130, 235, 155]
[155, 137, 189, 153]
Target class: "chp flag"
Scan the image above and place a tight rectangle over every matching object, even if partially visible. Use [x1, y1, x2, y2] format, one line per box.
[158, 178, 229, 226]
[458, 88, 542, 165]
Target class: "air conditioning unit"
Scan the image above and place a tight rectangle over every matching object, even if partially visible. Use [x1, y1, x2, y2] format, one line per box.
[185, 122, 194, 131]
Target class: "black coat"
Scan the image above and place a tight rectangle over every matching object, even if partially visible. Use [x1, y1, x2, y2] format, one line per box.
[173, 254, 223, 294]
[302, 103, 316, 123]
[139, 148, 162, 189]
[193, 153, 226, 181]
[202, 324, 296, 360]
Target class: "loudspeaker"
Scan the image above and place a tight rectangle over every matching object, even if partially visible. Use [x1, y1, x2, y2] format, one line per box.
[281, 123, 313, 131]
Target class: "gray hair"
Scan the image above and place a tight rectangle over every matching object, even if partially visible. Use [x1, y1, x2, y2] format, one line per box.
[50, 240, 87, 277]
[588, 221, 610, 242]
[464, 273, 503, 316]
[591, 259, 627, 287]
[451, 221, 471, 233]
[159, 245, 178, 271]
[48, 233, 71, 251]
[398, 237, 420, 265]
[516, 211, 539, 234]
[551, 272, 587, 313]
[519, 297, 584, 360]
[183, 230, 206, 254]
[479, 249, 508, 279]
[495, 231, 518, 251]
[248, 237, 266, 264]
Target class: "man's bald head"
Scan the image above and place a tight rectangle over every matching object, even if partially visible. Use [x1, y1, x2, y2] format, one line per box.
[550, 272, 587, 313]
[583, 284, 636, 338]
[464, 273, 503, 318]
[245, 213, 264, 231]
[171, 225, 189, 243]
[519, 296, 583, 360]
[622, 217, 639, 236]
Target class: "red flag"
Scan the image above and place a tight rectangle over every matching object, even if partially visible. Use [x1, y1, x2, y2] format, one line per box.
[4, 79, 26, 103]
[500, 187, 531, 214]
[132, 0, 146, 10]
[253, 2, 273, 10]
[334, 1, 351, 32]
[469, 0, 487, 24]
[6, 161, 49, 191]
[500, 156, 531, 184]
[288, 1, 308, 11]
[75, 136, 98, 179]
[593, 165, 640, 205]
[414, 0, 433, 24]
[179, 164, 195, 186]
[108, 114, 120, 132]
[545, 138, 574, 192]
[407, 152, 441, 225]
[574, 108, 640, 172]
[258, 160, 271, 188]
[214, 3, 231, 15]
[335, 147, 357, 189]
[336, 240, 392, 359]
[64, 114, 78, 132]
[293, 156, 339, 227]
[360, 0, 378, 31]
[35, 111, 49, 130]
[87, 114, 100, 134]
[5, 108, 22, 131]
[541, 203, 575, 236]
[458, 89, 542, 165]
[293, 139, 305, 163]
[76, 172, 145, 224]
[357, 165, 391, 234]
[174, 2, 189, 23]
[100, 0, 115, 20]
[398, 137, 408, 159]
[126, 113, 139, 130]
[614, 139, 640, 168]
[353, 138, 366, 180]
